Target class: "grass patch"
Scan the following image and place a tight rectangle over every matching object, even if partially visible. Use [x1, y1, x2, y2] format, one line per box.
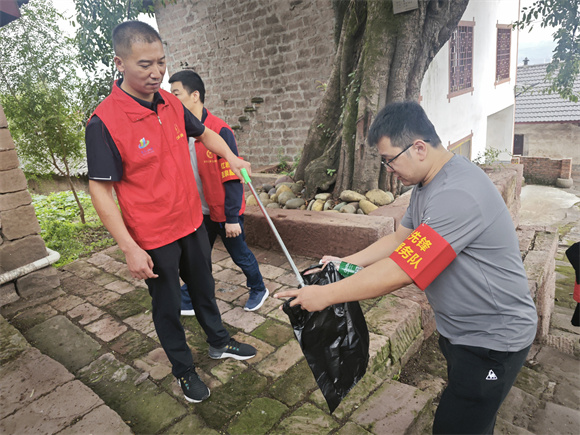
[32, 190, 114, 267]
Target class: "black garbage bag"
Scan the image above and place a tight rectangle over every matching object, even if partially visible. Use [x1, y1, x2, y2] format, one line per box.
[282, 262, 369, 413]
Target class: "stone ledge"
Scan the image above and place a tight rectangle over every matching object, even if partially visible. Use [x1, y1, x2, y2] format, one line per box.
[244, 207, 394, 259]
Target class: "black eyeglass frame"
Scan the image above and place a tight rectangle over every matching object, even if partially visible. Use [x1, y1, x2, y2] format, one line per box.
[380, 139, 431, 170]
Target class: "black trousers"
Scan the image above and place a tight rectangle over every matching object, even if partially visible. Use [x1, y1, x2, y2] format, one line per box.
[433, 335, 531, 435]
[146, 225, 230, 378]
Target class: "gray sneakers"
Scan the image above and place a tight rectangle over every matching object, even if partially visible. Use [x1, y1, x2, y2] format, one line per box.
[209, 338, 257, 360]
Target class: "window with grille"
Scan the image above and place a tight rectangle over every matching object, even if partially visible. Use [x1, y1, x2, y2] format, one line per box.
[496, 25, 511, 84]
[448, 21, 474, 99]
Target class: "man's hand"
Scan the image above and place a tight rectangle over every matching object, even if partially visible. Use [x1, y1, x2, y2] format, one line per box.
[275, 285, 330, 312]
[225, 223, 242, 238]
[124, 245, 158, 280]
[228, 156, 251, 183]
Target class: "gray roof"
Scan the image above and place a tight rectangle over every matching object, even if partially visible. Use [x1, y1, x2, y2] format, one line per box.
[515, 63, 580, 123]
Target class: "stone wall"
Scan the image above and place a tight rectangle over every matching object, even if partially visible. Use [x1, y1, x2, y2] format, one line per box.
[154, 0, 335, 167]
[513, 156, 572, 186]
[514, 122, 580, 164]
[0, 104, 59, 306]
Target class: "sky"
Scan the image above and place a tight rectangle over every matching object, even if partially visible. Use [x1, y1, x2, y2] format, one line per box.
[518, 0, 559, 65]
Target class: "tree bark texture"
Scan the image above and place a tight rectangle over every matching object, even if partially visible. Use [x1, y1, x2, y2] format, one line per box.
[296, 0, 470, 198]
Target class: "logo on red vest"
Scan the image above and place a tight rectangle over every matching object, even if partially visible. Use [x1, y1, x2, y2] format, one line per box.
[138, 137, 154, 155]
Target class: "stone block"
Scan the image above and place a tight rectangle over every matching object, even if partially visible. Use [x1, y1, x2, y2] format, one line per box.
[365, 295, 422, 363]
[244, 207, 393, 259]
[276, 403, 338, 433]
[0, 348, 75, 419]
[0, 104, 7, 128]
[25, 315, 101, 372]
[0, 189, 32, 211]
[0, 128, 15, 151]
[255, 339, 303, 378]
[0, 380, 102, 435]
[351, 380, 432, 434]
[0, 236, 47, 273]
[0, 149, 19, 170]
[58, 405, 132, 435]
[0, 313, 29, 364]
[0, 282, 19, 307]
[0, 168, 27, 193]
[533, 230, 559, 253]
[227, 397, 288, 435]
[16, 266, 60, 298]
[1, 204, 41, 240]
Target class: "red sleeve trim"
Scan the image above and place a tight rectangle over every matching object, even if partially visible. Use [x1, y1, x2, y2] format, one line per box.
[389, 223, 456, 290]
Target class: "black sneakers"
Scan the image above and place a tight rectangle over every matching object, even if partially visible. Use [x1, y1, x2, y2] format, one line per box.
[208, 338, 257, 360]
[177, 368, 210, 403]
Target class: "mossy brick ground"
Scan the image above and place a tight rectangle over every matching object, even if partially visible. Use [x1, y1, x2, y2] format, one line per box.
[109, 330, 158, 361]
[3, 200, 575, 435]
[9, 303, 58, 331]
[195, 370, 269, 430]
[251, 317, 294, 347]
[105, 288, 151, 319]
[24, 315, 102, 373]
[274, 402, 339, 434]
[78, 353, 187, 434]
[227, 397, 288, 434]
[269, 359, 318, 406]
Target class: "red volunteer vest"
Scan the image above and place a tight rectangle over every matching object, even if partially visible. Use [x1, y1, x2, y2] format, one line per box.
[195, 110, 246, 222]
[92, 83, 203, 249]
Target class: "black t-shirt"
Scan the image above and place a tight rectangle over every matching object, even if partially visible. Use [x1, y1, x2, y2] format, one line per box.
[85, 81, 205, 181]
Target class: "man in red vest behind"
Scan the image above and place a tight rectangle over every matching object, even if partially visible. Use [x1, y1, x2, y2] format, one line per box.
[168, 70, 269, 313]
[85, 21, 256, 404]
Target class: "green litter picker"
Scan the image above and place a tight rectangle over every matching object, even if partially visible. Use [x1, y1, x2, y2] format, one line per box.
[240, 168, 305, 288]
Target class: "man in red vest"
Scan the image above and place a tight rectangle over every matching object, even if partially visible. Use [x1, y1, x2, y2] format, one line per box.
[168, 70, 269, 312]
[85, 21, 256, 404]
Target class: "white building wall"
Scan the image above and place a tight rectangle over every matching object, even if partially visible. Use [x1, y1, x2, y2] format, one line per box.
[420, 0, 520, 161]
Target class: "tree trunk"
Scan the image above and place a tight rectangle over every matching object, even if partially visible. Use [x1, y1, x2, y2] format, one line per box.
[296, 0, 470, 198]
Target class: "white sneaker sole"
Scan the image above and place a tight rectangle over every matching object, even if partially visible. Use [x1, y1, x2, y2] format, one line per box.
[177, 379, 210, 403]
[244, 288, 269, 312]
[209, 352, 255, 361]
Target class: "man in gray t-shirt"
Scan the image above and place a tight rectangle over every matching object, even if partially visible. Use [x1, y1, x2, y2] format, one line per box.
[277, 101, 537, 434]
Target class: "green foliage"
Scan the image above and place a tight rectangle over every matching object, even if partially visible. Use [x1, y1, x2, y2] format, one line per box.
[326, 168, 337, 176]
[0, 0, 87, 222]
[74, 0, 155, 119]
[517, 0, 580, 102]
[473, 148, 511, 166]
[32, 191, 115, 267]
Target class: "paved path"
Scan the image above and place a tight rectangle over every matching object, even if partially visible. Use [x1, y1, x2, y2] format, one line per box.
[1, 183, 579, 434]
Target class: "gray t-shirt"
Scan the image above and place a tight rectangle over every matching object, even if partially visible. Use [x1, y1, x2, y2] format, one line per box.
[401, 155, 537, 352]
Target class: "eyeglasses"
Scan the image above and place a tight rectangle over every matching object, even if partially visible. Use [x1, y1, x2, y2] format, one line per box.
[380, 139, 430, 170]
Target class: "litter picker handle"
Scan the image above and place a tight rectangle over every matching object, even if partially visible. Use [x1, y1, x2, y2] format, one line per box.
[241, 168, 305, 288]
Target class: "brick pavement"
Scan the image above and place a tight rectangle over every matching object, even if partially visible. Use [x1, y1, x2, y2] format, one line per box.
[1, 218, 579, 434]
[0, 239, 433, 434]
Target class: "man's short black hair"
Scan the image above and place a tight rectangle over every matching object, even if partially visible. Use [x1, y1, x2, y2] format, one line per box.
[367, 101, 441, 149]
[112, 21, 162, 58]
[168, 70, 206, 104]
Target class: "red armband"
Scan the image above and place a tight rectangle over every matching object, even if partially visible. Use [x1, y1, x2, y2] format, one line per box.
[389, 223, 456, 290]
[218, 158, 239, 183]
